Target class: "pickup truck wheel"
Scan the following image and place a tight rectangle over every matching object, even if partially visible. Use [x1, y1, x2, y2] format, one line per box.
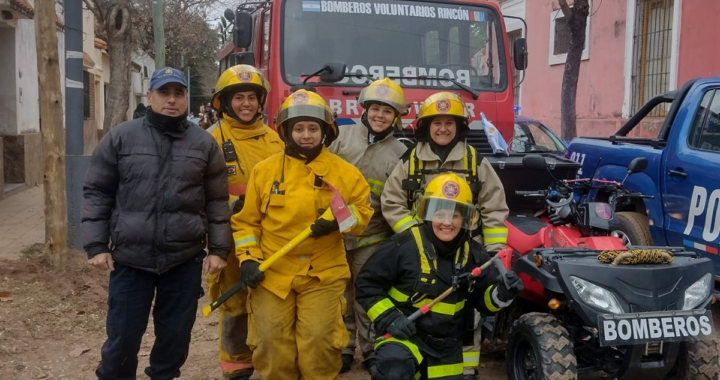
[506, 313, 577, 380]
[666, 335, 720, 380]
[612, 212, 653, 246]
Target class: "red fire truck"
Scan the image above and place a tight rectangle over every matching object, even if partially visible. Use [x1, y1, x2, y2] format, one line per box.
[217, 0, 527, 142]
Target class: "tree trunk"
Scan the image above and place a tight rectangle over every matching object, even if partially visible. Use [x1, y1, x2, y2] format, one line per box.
[35, 0, 68, 266]
[560, 0, 590, 141]
[102, 2, 133, 130]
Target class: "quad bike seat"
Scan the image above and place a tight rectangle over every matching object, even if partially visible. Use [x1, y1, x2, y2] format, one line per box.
[506, 215, 548, 254]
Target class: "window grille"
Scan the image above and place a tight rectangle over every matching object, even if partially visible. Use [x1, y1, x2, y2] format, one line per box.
[631, 0, 674, 116]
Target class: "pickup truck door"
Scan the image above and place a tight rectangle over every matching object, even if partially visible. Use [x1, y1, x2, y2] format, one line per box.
[662, 86, 720, 267]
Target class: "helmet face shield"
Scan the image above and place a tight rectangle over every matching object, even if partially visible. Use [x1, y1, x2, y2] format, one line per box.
[416, 198, 476, 230]
[276, 90, 339, 145]
[276, 104, 335, 127]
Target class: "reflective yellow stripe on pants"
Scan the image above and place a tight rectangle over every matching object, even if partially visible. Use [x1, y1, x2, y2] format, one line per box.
[357, 231, 391, 248]
[427, 362, 464, 378]
[463, 351, 480, 367]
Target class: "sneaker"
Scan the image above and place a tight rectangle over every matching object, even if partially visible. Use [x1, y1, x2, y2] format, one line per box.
[340, 353, 354, 373]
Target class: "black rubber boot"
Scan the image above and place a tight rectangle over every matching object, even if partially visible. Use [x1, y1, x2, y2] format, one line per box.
[363, 358, 376, 374]
[340, 353, 354, 373]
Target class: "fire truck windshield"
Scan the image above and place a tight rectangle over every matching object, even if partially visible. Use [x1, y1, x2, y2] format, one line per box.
[282, 0, 508, 91]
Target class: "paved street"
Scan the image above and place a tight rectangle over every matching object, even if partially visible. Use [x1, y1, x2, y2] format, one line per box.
[0, 186, 44, 260]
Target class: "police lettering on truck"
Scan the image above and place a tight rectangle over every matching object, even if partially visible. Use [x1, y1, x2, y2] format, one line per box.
[685, 186, 720, 246]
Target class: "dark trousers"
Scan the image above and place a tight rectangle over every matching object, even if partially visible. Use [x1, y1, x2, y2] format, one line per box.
[372, 341, 465, 380]
[95, 255, 203, 380]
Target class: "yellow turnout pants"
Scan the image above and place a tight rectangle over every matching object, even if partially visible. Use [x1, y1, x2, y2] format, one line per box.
[207, 252, 254, 378]
[248, 274, 349, 380]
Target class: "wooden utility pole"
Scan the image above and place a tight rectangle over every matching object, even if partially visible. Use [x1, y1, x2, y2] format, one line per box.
[35, 0, 69, 265]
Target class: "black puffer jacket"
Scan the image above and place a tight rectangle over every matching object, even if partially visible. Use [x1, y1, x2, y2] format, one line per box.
[82, 116, 233, 273]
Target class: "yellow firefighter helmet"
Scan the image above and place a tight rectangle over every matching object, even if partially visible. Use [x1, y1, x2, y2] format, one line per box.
[416, 92, 469, 133]
[416, 173, 478, 229]
[358, 78, 408, 128]
[275, 90, 339, 146]
[211, 65, 271, 112]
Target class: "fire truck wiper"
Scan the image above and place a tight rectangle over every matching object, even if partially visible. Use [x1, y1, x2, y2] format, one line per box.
[384, 75, 480, 100]
[416, 76, 480, 100]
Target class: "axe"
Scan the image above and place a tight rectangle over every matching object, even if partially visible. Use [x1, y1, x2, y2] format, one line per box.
[202, 180, 357, 317]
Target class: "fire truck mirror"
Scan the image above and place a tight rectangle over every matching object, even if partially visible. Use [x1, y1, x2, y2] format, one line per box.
[513, 38, 528, 71]
[319, 62, 348, 84]
[234, 11, 253, 49]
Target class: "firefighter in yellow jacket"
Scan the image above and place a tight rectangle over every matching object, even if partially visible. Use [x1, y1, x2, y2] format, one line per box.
[328, 78, 409, 374]
[206, 65, 284, 380]
[381, 92, 509, 378]
[231, 90, 373, 379]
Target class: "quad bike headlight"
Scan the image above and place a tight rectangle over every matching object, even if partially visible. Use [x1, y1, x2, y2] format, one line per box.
[682, 273, 712, 310]
[570, 276, 624, 314]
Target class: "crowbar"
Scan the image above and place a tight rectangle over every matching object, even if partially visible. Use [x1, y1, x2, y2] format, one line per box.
[202, 180, 357, 317]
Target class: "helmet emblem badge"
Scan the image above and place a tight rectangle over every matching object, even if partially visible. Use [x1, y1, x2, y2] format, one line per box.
[436, 99, 450, 113]
[442, 181, 459, 199]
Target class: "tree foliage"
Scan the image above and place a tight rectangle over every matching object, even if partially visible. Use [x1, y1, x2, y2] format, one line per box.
[558, 0, 590, 141]
[82, 0, 221, 129]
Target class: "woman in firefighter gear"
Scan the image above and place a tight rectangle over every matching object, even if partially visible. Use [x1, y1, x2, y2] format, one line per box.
[380, 92, 509, 376]
[231, 89, 374, 380]
[206, 64, 284, 380]
[328, 77, 409, 374]
[357, 174, 523, 380]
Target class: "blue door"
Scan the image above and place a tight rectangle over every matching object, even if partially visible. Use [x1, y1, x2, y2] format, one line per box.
[662, 86, 720, 273]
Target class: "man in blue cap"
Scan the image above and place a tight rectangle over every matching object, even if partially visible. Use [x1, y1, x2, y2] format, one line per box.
[83, 67, 233, 380]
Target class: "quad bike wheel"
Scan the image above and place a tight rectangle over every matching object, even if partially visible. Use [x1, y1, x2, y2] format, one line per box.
[506, 313, 577, 380]
[612, 212, 653, 246]
[666, 334, 720, 380]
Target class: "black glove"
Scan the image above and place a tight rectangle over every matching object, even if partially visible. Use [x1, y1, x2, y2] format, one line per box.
[386, 314, 416, 340]
[232, 195, 245, 215]
[548, 212, 571, 226]
[240, 261, 265, 290]
[495, 271, 524, 303]
[310, 209, 339, 237]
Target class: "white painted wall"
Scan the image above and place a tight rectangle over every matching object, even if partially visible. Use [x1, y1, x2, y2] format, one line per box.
[126, 51, 155, 120]
[0, 26, 17, 135]
[15, 19, 39, 134]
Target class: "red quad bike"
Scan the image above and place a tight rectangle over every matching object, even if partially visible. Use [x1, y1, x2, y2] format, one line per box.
[484, 154, 719, 380]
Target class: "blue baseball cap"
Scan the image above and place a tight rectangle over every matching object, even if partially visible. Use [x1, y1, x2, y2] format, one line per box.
[149, 67, 188, 90]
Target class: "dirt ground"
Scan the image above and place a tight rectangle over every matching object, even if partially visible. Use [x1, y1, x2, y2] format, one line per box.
[0, 246, 713, 380]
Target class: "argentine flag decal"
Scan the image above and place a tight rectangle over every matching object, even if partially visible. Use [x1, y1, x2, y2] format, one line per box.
[470, 11, 484, 22]
[302, 1, 321, 12]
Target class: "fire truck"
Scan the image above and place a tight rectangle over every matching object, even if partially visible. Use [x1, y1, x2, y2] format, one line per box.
[217, 0, 528, 142]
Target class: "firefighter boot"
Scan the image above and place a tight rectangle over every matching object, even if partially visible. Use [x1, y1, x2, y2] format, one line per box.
[340, 353, 353, 373]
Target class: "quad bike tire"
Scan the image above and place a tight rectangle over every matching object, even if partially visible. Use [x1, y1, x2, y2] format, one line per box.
[506, 313, 577, 380]
[666, 334, 720, 380]
[613, 212, 653, 246]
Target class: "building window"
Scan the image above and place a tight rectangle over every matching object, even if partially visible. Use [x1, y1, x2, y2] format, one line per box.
[630, 0, 675, 116]
[83, 70, 90, 119]
[548, 1, 591, 66]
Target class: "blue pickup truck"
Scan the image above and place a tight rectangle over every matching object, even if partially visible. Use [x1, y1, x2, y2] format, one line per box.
[567, 78, 720, 274]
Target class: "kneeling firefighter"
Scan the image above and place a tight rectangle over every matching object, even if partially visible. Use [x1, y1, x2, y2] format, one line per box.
[356, 174, 523, 380]
[381, 92, 510, 375]
[232, 90, 374, 379]
[206, 64, 284, 380]
[328, 78, 409, 374]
